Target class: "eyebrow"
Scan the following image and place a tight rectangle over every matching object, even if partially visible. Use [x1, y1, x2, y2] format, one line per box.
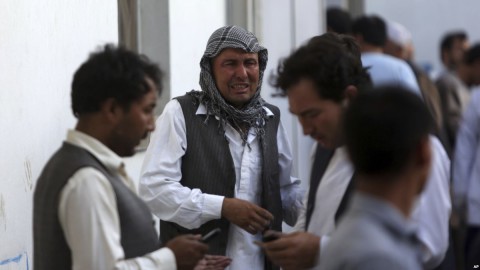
[290, 108, 319, 117]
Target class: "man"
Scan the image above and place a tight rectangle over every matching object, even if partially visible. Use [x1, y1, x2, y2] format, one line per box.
[320, 87, 433, 270]
[453, 88, 480, 264]
[436, 35, 477, 155]
[384, 20, 447, 157]
[259, 33, 451, 270]
[326, 7, 352, 35]
[439, 31, 469, 72]
[33, 45, 208, 270]
[139, 25, 303, 270]
[352, 15, 422, 97]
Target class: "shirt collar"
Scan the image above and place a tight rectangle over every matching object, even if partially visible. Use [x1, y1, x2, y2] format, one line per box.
[350, 192, 418, 240]
[66, 129, 125, 174]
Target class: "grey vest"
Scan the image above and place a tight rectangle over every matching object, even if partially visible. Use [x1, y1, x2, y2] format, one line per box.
[160, 94, 283, 256]
[34, 143, 159, 270]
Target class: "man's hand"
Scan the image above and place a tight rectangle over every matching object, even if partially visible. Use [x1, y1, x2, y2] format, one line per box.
[166, 234, 208, 270]
[221, 198, 273, 234]
[256, 231, 320, 270]
[194, 255, 232, 270]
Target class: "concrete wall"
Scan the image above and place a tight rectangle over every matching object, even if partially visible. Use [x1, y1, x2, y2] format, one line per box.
[256, 0, 324, 186]
[0, 1, 118, 268]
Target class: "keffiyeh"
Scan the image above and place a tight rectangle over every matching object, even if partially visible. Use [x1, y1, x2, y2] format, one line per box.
[188, 25, 269, 145]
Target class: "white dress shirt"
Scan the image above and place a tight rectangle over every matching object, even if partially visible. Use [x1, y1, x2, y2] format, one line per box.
[58, 130, 176, 270]
[453, 89, 480, 226]
[294, 136, 451, 270]
[139, 99, 303, 270]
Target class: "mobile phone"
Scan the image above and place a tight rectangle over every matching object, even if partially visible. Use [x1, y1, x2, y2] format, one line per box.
[262, 233, 279, 242]
[262, 231, 280, 242]
[202, 228, 221, 243]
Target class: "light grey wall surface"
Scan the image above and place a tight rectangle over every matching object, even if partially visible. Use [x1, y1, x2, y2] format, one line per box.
[0, 1, 118, 267]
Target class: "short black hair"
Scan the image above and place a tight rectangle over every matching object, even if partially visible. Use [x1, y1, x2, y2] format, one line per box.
[344, 86, 433, 175]
[71, 44, 162, 117]
[273, 32, 371, 102]
[440, 31, 468, 54]
[327, 7, 352, 34]
[465, 43, 480, 65]
[352, 15, 387, 47]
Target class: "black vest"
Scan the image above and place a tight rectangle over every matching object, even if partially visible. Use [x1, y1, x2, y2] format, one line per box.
[34, 143, 159, 270]
[160, 94, 282, 258]
[305, 144, 355, 230]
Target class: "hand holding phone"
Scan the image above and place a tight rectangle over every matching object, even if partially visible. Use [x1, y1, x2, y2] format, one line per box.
[202, 228, 221, 243]
[262, 230, 281, 242]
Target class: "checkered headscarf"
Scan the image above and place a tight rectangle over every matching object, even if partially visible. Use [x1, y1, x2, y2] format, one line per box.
[188, 25, 269, 144]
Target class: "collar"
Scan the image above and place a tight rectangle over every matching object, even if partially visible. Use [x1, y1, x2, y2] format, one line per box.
[66, 129, 125, 175]
[350, 192, 418, 240]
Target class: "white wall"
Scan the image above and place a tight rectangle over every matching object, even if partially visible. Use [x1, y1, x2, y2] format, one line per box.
[169, 0, 227, 98]
[0, 1, 118, 268]
[256, 0, 323, 186]
[365, 0, 480, 77]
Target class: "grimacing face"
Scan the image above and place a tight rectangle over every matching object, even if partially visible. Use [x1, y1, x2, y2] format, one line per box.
[288, 78, 344, 149]
[212, 48, 260, 108]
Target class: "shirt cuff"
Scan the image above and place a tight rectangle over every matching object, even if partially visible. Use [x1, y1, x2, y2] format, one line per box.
[320, 235, 330, 259]
[151, 247, 177, 270]
[203, 194, 225, 220]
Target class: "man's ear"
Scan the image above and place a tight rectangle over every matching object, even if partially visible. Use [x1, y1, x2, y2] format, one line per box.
[342, 85, 358, 108]
[100, 98, 123, 122]
[415, 136, 432, 193]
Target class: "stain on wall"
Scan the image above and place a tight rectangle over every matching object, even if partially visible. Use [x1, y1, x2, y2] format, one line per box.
[0, 252, 29, 270]
[24, 159, 33, 192]
[0, 194, 5, 231]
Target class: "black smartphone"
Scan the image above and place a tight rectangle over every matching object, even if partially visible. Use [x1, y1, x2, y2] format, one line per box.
[202, 228, 221, 243]
[262, 233, 279, 242]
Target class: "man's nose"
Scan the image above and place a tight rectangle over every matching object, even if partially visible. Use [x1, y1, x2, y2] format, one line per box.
[235, 64, 248, 79]
[147, 117, 156, 132]
[299, 118, 312, 136]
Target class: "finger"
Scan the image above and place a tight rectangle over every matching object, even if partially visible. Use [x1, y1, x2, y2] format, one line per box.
[254, 240, 265, 248]
[255, 207, 274, 221]
[185, 234, 203, 241]
[260, 237, 291, 252]
[263, 230, 283, 239]
[249, 220, 265, 233]
[241, 222, 257, 234]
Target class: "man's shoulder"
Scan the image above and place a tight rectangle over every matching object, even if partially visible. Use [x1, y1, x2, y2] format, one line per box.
[324, 215, 405, 266]
[263, 102, 280, 116]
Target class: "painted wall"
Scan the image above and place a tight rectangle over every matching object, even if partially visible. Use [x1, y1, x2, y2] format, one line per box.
[0, 1, 118, 268]
[169, 0, 227, 99]
[256, 0, 323, 187]
[365, 0, 480, 77]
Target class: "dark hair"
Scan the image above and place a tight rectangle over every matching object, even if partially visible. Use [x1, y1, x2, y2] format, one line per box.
[71, 44, 162, 117]
[344, 86, 433, 175]
[327, 7, 352, 34]
[440, 31, 467, 55]
[465, 43, 480, 65]
[273, 32, 371, 102]
[352, 15, 387, 47]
